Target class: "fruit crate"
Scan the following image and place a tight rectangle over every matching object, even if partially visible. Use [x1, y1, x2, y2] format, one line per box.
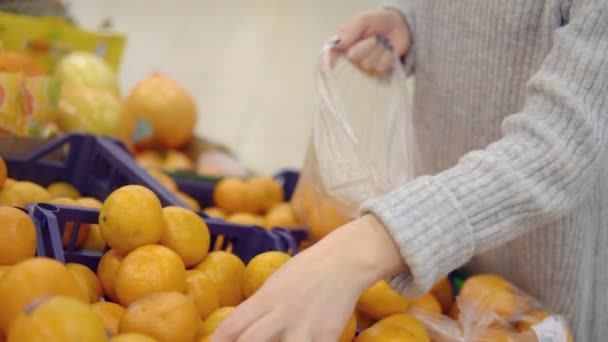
[171, 169, 310, 249]
[28, 203, 295, 269]
[1, 133, 187, 207]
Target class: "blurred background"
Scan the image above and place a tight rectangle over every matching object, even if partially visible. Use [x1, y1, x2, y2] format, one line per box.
[68, 0, 381, 173]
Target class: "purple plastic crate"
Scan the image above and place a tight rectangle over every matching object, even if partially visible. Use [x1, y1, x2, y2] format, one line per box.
[2, 133, 187, 207]
[173, 169, 300, 209]
[174, 169, 310, 250]
[28, 203, 294, 270]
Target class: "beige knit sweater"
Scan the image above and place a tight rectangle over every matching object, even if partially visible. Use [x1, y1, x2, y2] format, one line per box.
[361, 1, 608, 340]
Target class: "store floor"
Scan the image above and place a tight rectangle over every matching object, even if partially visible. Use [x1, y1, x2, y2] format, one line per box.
[71, 0, 379, 173]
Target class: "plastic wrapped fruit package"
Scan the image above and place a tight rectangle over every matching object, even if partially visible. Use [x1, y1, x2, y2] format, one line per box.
[409, 275, 573, 342]
[292, 36, 417, 241]
[0, 72, 60, 137]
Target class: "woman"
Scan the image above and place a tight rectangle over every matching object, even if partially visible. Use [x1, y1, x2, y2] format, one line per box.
[214, 1, 608, 341]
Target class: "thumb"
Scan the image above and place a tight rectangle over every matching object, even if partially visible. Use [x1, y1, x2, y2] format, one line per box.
[333, 15, 370, 51]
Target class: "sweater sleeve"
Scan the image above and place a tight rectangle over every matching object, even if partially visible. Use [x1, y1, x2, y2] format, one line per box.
[383, 1, 416, 74]
[361, 1, 608, 297]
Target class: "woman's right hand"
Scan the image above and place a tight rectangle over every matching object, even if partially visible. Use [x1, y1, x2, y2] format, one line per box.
[333, 9, 412, 75]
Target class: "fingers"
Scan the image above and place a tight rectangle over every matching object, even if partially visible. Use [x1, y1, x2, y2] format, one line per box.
[235, 311, 284, 342]
[210, 298, 268, 342]
[348, 36, 394, 76]
[346, 36, 377, 64]
[334, 12, 372, 51]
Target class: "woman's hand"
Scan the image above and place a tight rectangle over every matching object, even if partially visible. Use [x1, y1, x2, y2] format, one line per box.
[211, 214, 406, 342]
[333, 9, 412, 75]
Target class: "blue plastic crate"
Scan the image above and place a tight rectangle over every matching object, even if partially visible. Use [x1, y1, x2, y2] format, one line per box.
[2, 133, 188, 207]
[28, 203, 295, 270]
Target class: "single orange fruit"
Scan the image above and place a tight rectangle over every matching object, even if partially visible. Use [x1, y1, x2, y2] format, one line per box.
[459, 274, 532, 320]
[77, 197, 103, 209]
[0, 181, 52, 207]
[307, 198, 349, 241]
[163, 150, 193, 171]
[430, 277, 454, 313]
[0, 265, 12, 279]
[0, 257, 88, 335]
[213, 178, 255, 214]
[407, 293, 442, 315]
[197, 335, 211, 342]
[242, 251, 290, 298]
[339, 314, 357, 342]
[356, 323, 419, 342]
[99, 185, 165, 255]
[91, 301, 126, 336]
[83, 224, 106, 251]
[114, 244, 186, 307]
[290, 183, 315, 218]
[6, 296, 107, 342]
[160, 206, 210, 267]
[176, 192, 200, 211]
[202, 206, 226, 219]
[357, 314, 430, 342]
[66, 263, 103, 303]
[199, 306, 235, 337]
[76, 197, 106, 251]
[145, 168, 178, 192]
[357, 280, 410, 320]
[0, 206, 37, 265]
[376, 314, 431, 341]
[3, 178, 16, 188]
[110, 332, 158, 342]
[246, 176, 284, 214]
[265, 202, 299, 228]
[194, 251, 245, 306]
[125, 73, 197, 149]
[135, 150, 164, 169]
[97, 249, 124, 302]
[119, 291, 199, 342]
[185, 270, 220, 320]
[46, 182, 81, 199]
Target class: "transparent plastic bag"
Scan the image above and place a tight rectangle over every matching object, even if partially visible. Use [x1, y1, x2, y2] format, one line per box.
[406, 275, 573, 342]
[292, 36, 417, 240]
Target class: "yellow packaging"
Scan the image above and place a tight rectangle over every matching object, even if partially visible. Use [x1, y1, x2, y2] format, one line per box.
[0, 12, 126, 72]
[0, 72, 61, 137]
[0, 72, 25, 134]
[22, 75, 61, 137]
